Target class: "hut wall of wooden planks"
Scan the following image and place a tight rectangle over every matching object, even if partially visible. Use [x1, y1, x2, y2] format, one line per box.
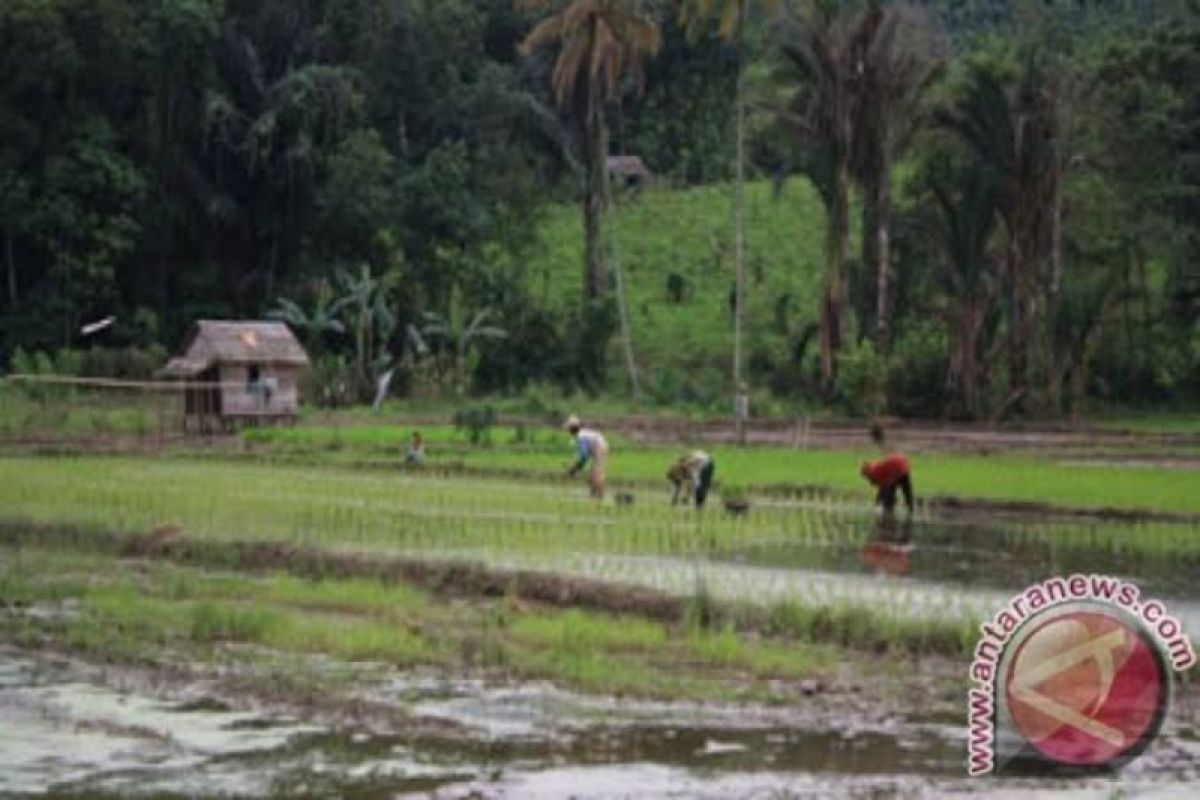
[160, 321, 309, 431]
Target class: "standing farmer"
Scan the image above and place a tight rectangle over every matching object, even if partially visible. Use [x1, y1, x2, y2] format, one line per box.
[565, 416, 609, 501]
[667, 450, 716, 509]
[860, 423, 915, 515]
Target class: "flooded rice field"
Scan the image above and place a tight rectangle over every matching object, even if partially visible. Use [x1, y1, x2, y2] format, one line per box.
[4, 648, 1198, 798]
[1, 456, 1197, 630]
[432, 510, 1200, 634]
[2, 458, 1199, 796]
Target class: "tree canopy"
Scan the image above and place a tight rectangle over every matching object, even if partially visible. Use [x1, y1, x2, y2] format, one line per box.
[1, 0, 1198, 418]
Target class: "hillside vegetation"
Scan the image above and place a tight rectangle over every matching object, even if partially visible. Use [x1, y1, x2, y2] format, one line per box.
[527, 179, 829, 402]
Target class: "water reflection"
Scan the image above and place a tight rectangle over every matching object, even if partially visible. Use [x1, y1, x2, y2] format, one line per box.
[861, 517, 914, 577]
[724, 515, 1200, 601]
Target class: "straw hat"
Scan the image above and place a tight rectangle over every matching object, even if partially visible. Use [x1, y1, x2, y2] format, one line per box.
[564, 415, 582, 431]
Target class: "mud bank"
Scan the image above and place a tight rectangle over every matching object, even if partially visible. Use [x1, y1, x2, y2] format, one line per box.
[0, 647, 961, 797]
[0, 521, 687, 623]
[4, 647, 1198, 799]
[0, 521, 980, 657]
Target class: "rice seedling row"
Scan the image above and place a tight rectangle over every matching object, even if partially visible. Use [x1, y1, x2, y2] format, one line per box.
[1, 456, 1197, 634]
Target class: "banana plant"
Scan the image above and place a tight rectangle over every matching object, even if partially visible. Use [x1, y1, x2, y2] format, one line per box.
[329, 263, 399, 394]
[267, 281, 345, 353]
[420, 285, 507, 394]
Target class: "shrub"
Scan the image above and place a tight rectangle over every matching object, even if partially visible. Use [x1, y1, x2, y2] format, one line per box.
[666, 273, 688, 304]
[303, 355, 358, 408]
[646, 365, 724, 410]
[838, 340, 887, 417]
[454, 404, 497, 445]
[79, 345, 168, 380]
[886, 321, 952, 418]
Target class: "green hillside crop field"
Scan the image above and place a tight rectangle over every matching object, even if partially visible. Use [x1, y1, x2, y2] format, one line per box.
[526, 179, 828, 390]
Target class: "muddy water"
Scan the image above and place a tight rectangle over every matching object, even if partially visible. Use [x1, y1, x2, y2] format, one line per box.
[4, 649, 1198, 798]
[0, 649, 960, 797]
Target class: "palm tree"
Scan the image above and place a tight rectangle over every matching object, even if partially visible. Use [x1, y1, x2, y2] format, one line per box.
[679, 0, 783, 442]
[926, 165, 1000, 419]
[776, 1, 874, 396]
[420, 286, 509, 394]
[851, 3, 942, 349]
[936, 60, 1061, 412]
[517, 0, 662, 303]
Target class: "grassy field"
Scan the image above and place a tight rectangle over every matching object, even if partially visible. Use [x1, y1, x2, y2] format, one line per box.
[243, 423, 1200, 515]
[1095, 412, 1200, 435]
[527, 179, 826, 397]
[0, 547, 841, 701]
[0, 382, 164, 438]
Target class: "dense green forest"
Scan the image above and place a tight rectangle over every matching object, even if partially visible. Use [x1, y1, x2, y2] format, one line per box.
[1, 0, 1198, 419]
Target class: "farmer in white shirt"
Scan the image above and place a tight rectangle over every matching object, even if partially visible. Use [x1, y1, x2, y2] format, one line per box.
[668, 450, 716, 509]
[565, 415, 608, 500]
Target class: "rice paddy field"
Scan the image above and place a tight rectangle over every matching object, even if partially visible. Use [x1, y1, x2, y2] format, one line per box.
[3, 451, 1200, 663]
[2, 425, 1200, 796]
[237, 421, 1200, 513]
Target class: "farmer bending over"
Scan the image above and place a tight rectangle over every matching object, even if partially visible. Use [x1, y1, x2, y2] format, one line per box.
[860, 423, 914, 515]
[668, 450, 716, 509]
[565, 415, 608, 500]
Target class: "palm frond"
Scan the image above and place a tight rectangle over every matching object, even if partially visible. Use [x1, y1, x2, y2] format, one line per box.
[520, 16, 565, 56]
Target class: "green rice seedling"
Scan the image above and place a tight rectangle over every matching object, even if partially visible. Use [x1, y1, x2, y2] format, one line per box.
[3, 454, 1197, 657]
[79, 585, 178, 646]
[511, 609, 668, 654]
[262, 575, 427, 615]
[266, 612, 432, 664]
[189, 601, 282, 644]
[687, 626, 835, 679]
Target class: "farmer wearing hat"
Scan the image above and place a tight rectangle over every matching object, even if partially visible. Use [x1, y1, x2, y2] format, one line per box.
[565, 415, 609, 500]
[667, 450, 716, 509]
[859, 422, 914, 515]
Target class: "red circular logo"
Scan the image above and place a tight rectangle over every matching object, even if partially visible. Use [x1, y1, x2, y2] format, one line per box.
[1004, 609, 1168, 766]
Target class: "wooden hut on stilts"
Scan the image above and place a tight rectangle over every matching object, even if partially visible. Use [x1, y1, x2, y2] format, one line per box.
[160, 321, 309, 433]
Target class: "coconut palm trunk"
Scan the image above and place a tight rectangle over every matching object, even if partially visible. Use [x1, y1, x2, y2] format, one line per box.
[871, 155, 893, 348]
[953, 300, 986, 419]
[821, 128, 852, 397]
[583, 106, 608, 302]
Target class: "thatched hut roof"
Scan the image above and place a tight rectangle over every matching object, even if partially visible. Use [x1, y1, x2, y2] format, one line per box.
[161, 320, 309, 377]
[606, 155, 651, 179]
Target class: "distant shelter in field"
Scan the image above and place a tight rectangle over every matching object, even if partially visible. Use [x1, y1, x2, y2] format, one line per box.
[160, 320, 308, 431]
[606, 154, 652, 192]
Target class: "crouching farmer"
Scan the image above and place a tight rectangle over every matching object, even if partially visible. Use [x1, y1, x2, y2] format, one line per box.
[860, 454, 914, 515]
[565, 415, 608, 501]
[668, 450, 716, 509]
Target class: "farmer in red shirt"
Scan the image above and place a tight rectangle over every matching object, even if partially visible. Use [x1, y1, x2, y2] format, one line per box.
[860, 423, 914, 515]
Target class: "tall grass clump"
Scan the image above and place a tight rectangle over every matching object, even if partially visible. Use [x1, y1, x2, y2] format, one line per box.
[189, 601, 282, 643]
